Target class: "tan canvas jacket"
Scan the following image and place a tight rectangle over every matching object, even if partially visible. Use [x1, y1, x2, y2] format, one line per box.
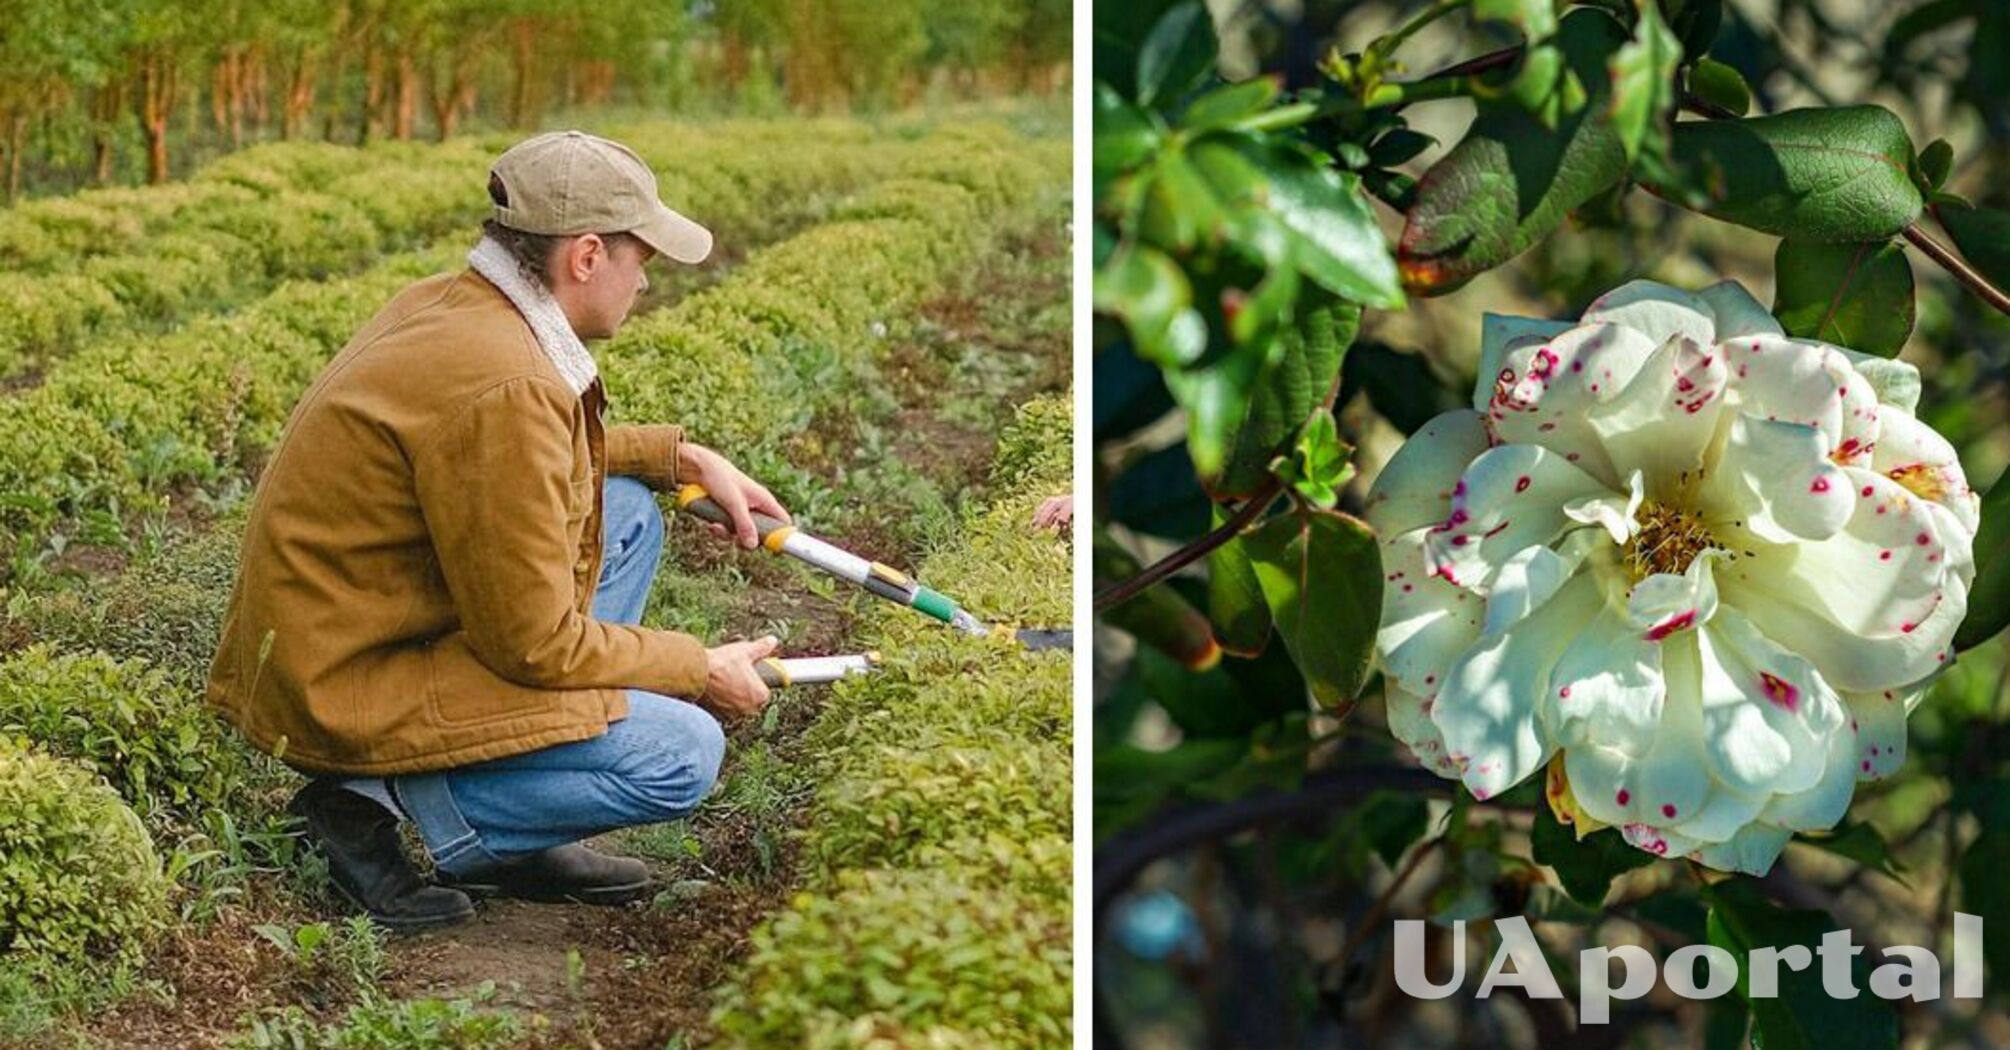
[205, 268, 710, 775]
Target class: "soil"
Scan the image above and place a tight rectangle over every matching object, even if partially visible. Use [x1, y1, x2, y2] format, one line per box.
[42, 212, 1066, 1050]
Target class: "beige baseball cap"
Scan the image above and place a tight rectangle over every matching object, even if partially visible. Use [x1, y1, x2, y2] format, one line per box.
[489, 130, 713, 264]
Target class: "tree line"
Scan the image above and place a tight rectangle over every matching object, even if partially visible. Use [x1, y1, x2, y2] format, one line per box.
[0, 0, 1070, 200]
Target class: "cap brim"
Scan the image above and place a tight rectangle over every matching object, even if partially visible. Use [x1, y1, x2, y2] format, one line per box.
[631, 204, 713, 264]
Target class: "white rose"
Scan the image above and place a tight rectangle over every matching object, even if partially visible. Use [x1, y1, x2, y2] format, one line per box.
[1365, 279, 1978, 875]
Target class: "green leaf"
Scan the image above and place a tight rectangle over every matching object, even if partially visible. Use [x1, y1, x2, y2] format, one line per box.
[1238, 145, 1404, 308]
[1270, 412, 1352, 509]
[1607, 0, 1682, 164]
[1801, 821, 1903, 879]
[1136, 1, 1218, 108]
[1242, 509, 1381, 706]
[1398, 9, 1630, 294]
[1368, 128, 1435, 168]
[1137, 148, 1226, 253]
[1937, 203, 2010, 294]
[1093, 244, 1205, 367]
[1770, 239, 1915, 358]
[1165, 346, 1271, 479]
[1957, 805, 2010, 989]
[1214, 299, 1361, 496]
[1178, 76, 1279, 132]
[1704, 879, 1900, 1050]
[1705, 998, 1751, 1050]
[1093, 82, 1163, 186]
[1356, 790, 1431, 868]
[1666, 0, 1725, 60]
[1955, 463, 2010, 652]
[1206, 503, 1271, 657]
[1529, 805, 1655, 906]
[1688, 57, 1751, 116]
[1644, 106, 1923, 242]
[1917, 137, 1953, 189]
[1095, 529, 1222, 670]
[1473, 0, 1576, 127]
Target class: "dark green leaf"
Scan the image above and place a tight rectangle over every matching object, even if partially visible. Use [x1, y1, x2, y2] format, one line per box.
[1608, 0, 1682, 164]
[1242, 509, 1381, 706]
[1705, 997, 1751, 1050]
[1178, 76, 1279, 131]
[1955, 463, 2010, 651]
[1093, 341, 1174, 443]
[1138, 148, 1225, 253]
[1937, 204, 2010, 294]
[1215, 299, 1360, 496]
[1666, 0, 1725, 60]
[1165, 345, 1271, 479]
[1136, 1, 1218, 108]
[1368, 128, 1436, 168]
[1704, 879, 1900, 1050]
[1094, 736, 1247, 841]
[1645, 106, 1923, 242]
[1134, 645, 1264, 738]
[1957, 803, 2010, 987]
[1918, 138, 1953, 190]
[1473, 0, 1576, 126]
[1356, 790, 1431, 868]
[1275, 412, 1352, 509]
[1529, 805, 1655, 905]
[1688, 57, 1751, 116]
[1242, 146, 1404, 308]
[1801, 821, 1903, 878]
[1398, 9, 1631, 295]
[1110, 442, 1212, 540]
[1771, 239, 1915, 358]
[1207, 503, 1271, 656]
[1342, 342, 1451, 435]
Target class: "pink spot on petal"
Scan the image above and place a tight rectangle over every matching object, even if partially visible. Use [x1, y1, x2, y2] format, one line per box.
[1917, 533, 1931, 546]
[1643, 610, 1697, 642]
[1811, 477, 1830, 493]
[1880, 551, 1892, 561]
[1759, 671, 1800, 713]
[1662, 804, 1677, 819]
[1616, 789, 1631, 806]
[1559, 685, 1572, 698]
[1862, 760, 1873, 772]
[1901, 623, 1916, 634]
[1861, 485, 1874, 497]
[1515, 475, 1532, 493]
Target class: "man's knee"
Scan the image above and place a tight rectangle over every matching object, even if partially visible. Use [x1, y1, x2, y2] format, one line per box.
[618, 697, 725, 819]
[603, 475, 665, 560]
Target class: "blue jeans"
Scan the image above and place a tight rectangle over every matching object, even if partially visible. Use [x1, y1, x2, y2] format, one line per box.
[383, 476, 725, 876]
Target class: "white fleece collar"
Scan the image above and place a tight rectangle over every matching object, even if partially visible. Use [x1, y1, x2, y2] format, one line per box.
[468, 235, 598, 397]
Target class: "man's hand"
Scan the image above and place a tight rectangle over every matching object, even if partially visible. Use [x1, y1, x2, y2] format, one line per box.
[1032, 493, 1074, 532]
[679, 442, 792, 549]
[703, 635, 778, 718]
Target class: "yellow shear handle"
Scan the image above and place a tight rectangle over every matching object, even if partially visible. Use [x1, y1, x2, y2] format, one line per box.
[756, 658, 790, 688]
[677, 484, 794, 552]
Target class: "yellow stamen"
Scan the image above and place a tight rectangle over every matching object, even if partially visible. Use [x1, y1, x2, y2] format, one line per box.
[1623, 500, 1717, 580]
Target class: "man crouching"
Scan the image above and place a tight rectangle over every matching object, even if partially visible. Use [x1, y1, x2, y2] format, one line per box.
[206, 131, 786, 930]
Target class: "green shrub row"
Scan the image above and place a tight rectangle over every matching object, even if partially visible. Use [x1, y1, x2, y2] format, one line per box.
[0, 739, 169, 964]
[713, 393, 1073, 1047]
[0, 119, 1021, 378]
[0, 123, 1059, 576]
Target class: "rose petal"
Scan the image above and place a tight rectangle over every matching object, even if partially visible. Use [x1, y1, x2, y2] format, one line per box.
[1433, 574, 1602, 801]
[1424, 443, 1617, 594]
[1693, 824, 1793, 875]
[1386, 683, 1462, 780]
[1475, 314, 1573, 412]
[1694, 607, 1845, 797]
[1844, 685, 1909, 781]
[1376, 528, 1485, 695]
[1547, 599, 1664, 759]
[1697, 280, 1784, 342]
[1487, 323, 1659, 487]
[1581, 279, 1719, 350]
[1589, 335, 1730, 497]
[1364, 409, 1491, 537]
[1871, 405, 1981, 539]
[1760, 721, 1859, 832]
[1701, 414, 1851, 543]
[1722, 334, 1878, 455]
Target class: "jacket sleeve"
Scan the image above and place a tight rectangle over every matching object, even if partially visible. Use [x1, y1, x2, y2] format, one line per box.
[606, 423, 683, 489]
[412, 376, 709, 697]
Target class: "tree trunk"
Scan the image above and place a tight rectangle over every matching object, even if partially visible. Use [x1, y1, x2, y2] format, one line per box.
[137, 52, 176, 185]
[360, 46, 384, 144]
[90, 82, 120, 184]
[393, 49, 416, 140]
[509, 19, 535, 127]
[281, 55, 315, 140]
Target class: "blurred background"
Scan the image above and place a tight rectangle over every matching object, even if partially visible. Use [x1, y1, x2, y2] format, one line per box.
[1094, 0, 2010, 1046]
[0, 0, 1070, 199]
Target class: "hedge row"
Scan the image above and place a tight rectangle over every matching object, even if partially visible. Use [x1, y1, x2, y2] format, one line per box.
[712, 394, 1074, 1048]
[0, 123, 1056, 576]
[0, 118, 1014, 379]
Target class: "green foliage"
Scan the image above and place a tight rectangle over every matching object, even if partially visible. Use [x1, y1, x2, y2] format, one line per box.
[0, 645, 254, 830]
[229, 989, 520, 1050]
[711, 869, 1069, 1049]
[1242, 509, 1381, 707]
[1529, 805, 1655, 905]
[1771, 239, 1916, 357]
[0, 742, 169, 963]
[1956, 465, 2010, 652]
[1214, 299, 1360, 498]
[1645, 106, 1924, 242]
[1398, 9, 1630, 295]
[1703, 879, 1900, 1050]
